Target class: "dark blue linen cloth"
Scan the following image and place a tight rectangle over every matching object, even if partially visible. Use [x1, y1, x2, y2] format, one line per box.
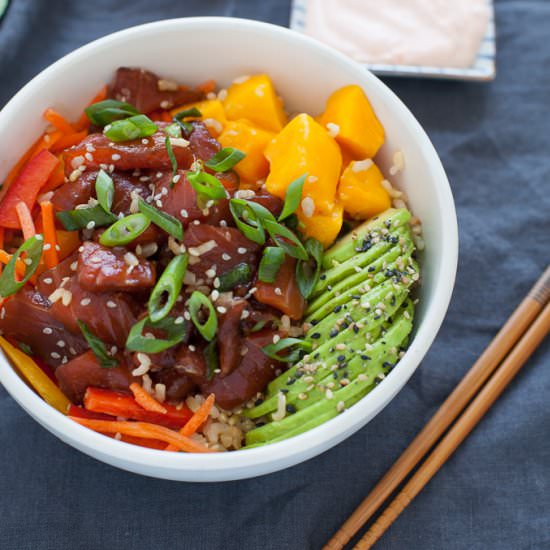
[0, 1, 548, 548]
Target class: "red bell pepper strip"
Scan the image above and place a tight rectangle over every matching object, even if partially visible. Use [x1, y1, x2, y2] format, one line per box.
[83, 387, 193, 430]
[0, 149, 59, 229]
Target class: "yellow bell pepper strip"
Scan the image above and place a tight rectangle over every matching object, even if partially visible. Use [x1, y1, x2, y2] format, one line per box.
[223, 74, 287, 132]
[319, 84, 385, 159]
[297, 201, 344, 248]
[338, 159, 391, 219]
[218, 120, 274, 183]
[0, 336, 70, 413]
[265, 113, 342, 213]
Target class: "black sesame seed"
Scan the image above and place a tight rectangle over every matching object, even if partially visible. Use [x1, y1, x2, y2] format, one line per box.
[368, 266, 376, 272]
[333, 305, 342, 313]
[329, 328, 339, 338]
[281, 388, 289, 394]
[361, 355, 371, 361]
[353, 325, 359, 334]
[320, 274, 327, 280]
[254, 398, 264, 406]
[313, 353, 320, 359]
[311, 319, 318, 325]
[337, 354, 346, 362]
[286, 404, 297, 414]
[255, 422, 266, 428]
[383, 361, 394, 369]
[311, 332, 321, 339]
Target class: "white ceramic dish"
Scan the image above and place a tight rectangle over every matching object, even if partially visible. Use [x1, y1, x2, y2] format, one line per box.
[290, 0, 496, 81]
[0, 17, 458, 481]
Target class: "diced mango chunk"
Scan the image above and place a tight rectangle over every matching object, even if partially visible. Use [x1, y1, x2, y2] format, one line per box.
[170, 99, 227, 135]
[218, 120, 274, 184]
[223, 75, 287, 132]
[265, 113, 342, 213]
[298, 201, 343, 248]
[319, 85, 385, 159]
[338, 159, 391, 219]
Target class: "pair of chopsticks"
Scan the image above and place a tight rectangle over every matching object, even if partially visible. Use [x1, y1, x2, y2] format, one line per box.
[325, 265, 550, 550]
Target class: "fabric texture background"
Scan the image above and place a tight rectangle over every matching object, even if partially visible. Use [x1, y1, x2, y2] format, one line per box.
[0, 1, 548, 548]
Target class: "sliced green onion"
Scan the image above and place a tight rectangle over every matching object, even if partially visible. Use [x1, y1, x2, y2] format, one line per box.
[187, 170, 227, 206]
[258, 246, 285, 283]
[188, 291, 217, 341]
[104, 114, 158, 142]
[262, 337, 312, 363]
[203, 339, 219, 381]
[228, 198, 275, 245]
[99, 213, 150, 247]
[174, 107, 202, 120]
[95, 169, 114, 213]
[296, 238, 324, 299]
[165, 136, 178, 186]
[126, 316, 189, 353]
[148, 254, 188, 322]
[77, 320, 117, 369]
[138, 199, 183, 240]
[205, 147, 246, 172]
[0, 235, 44, 297]
[17, 341, 33, 356]
[164, 122, 182, 139]
[279, 173, 307, 221]
[56, 205, 117, 231]
[263, 219, 308, 260]
[217, 263, 252, 291]
[85, 99, 140, 127]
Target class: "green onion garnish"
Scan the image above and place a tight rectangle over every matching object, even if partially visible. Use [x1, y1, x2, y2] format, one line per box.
[56, 205, 117, 231]
[263, 219, 308, 260]
[148, 254, 188, 323]
[126, 316, 188, 353]
[138, 199, 183, 240]
[217, 263, 252, 291]
[187, 170, 227, 206]
[279, 173, 307, 221]
[0, 235, 44, 297]
[99, 213, 150, 247]
[165, 136, 178, 186]
[262, 337, 312, 363]
[173, 107, 202, 135]
[296, 238, 324, 298]
[228, 198, 275, 245]
[77, 320, 117, 369]
[188, 291, 218, 341]
[95, 169, 115, 213]
[205, 147, 246, 172]
[164, 122, 183, 139]
[85, 99, 140, 127]
[203, 339, 219, 381]
[104, 114, 158, 142]
[258, 246, 285, 283]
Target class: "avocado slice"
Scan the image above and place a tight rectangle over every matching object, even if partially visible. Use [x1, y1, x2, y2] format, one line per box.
[322, 208, 411, 269]
[311, 224, 411, 298]
[306, 243, 416, 322]
[246, 301, 413, 419]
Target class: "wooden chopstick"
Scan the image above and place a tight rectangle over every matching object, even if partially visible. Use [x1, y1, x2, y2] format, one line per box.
[325, 265, 550, 550]
[356, 299, 550, 549]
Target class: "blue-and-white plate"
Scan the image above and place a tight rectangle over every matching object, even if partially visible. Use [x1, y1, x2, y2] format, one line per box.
[290, 0, 496, 81]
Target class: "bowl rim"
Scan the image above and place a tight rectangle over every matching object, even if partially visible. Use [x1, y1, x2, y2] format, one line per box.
[0, 16, 458, 478]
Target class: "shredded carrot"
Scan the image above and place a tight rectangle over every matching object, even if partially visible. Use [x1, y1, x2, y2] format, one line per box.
[0, 250, 26, 278]
[50, 130, 88, 153]
[69, 417, 214, 453]
[130, 383, 168, 414]
[39, 201, 59, 268]
[165, 394, 215, 452]
[196, 79, 216, 94]
[43, 108, 75, 135]
[76, 85, 108, 131]
[15, 202, 36, 240]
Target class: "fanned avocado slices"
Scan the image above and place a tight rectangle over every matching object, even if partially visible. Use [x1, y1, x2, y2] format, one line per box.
[243, 207, 421, 447]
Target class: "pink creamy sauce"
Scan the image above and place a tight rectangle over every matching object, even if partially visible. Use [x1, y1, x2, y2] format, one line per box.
[304, 0, 490, 69]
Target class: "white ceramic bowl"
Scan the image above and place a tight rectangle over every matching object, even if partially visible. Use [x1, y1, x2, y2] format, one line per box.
[0, 17, 458, 481]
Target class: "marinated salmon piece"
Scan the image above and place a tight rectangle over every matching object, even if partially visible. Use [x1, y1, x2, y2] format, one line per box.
[63, 122, 218, 175]
[77, 241, 156, 293]
[255, 256, 306, 320]
[110, 67, 204, 114]
[200, 330, 282, 410]
[0, 289, 88, 367]
[56, 350, 138, 404]
[217, 300, 247, 375]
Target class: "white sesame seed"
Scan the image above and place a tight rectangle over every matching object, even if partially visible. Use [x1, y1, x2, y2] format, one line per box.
[80, 298, 91, 306]
[106, 300, 117, 309]
[325, 389, 334, 400]
[174, 316, 184, 325]
[222, 253, 231, 261]
[337, 401, 345, 412]
[50, 352, 61, 359]
[43, 277, 53, 284]
[216, 306, 227, 314]
[56, 340, 66, 348]
[326, 122, 340, 138]
[70, 261, 78, 271]
[274, 287, 283, 296]
[237, 247, 247, 254]
[43, 328, 53, 335]
[86, 221, 95, 230]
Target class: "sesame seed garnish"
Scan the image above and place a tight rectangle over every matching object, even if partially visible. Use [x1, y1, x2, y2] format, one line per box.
[216, 306, 227, 314]
[106, 300, 117, 309]
[111, 154, 121, 161]
[43, 277, 53, 284]
[80, 298, 91, 306]
[222, 253, 231, 261]
[50, 352, 61, 359]
[274, 287, 282, 296]
[43, 328, 53, 335]
[86, 221, 95, 230]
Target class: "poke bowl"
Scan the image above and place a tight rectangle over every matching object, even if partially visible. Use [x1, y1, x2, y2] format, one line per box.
[0, 18, 457, 481]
